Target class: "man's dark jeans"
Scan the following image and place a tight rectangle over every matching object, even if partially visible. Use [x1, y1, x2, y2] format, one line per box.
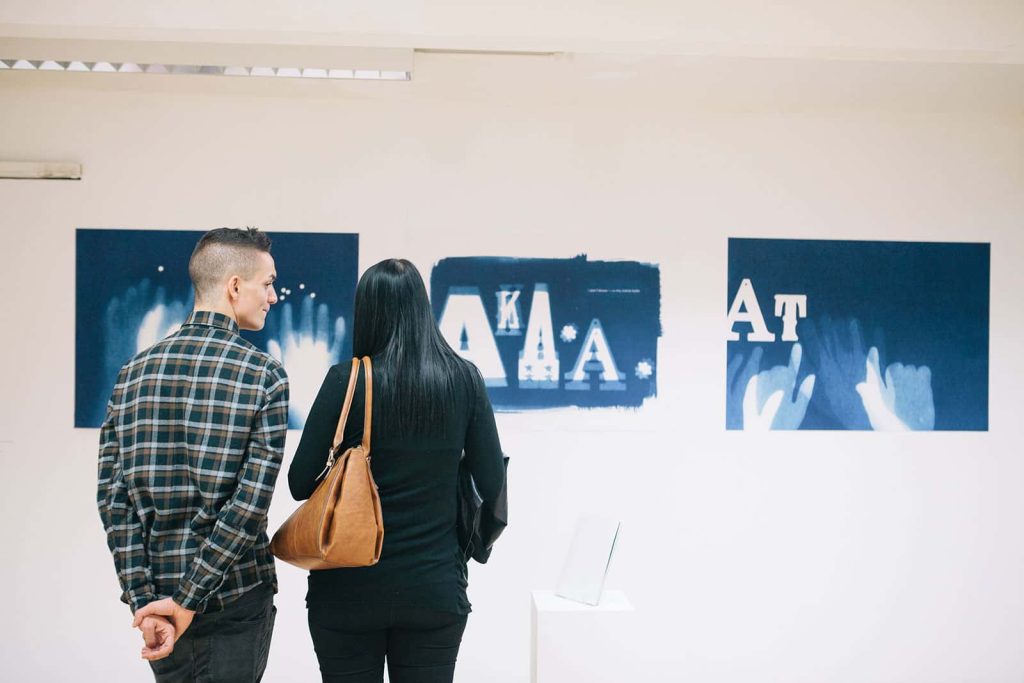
[149, 583, 276, 683]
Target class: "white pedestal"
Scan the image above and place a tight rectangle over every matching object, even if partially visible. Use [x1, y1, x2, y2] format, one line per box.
[531, 590, 635, 683]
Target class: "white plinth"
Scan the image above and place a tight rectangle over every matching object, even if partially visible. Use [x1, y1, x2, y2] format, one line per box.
[531, 590, 635, 683]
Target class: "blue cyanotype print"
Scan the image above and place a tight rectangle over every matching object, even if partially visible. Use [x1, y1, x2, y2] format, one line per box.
[726, 238, 989, 431]
[75, 229, 358, 429]
[430, 256, 661, 410]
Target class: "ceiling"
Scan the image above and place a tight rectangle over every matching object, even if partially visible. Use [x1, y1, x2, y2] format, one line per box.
[0, 1, 1021, 64]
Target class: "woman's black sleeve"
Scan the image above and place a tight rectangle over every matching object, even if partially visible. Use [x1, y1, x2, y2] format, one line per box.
[463, 372, 506, 506]
[288, 363, 363, 500]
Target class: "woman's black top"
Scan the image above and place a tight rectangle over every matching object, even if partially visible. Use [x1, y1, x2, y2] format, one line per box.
[288, 361, 505, 614]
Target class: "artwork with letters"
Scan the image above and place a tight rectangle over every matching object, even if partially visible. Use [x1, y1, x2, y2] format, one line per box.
[75, 229, 358, 429]
[726, 238, 989, 431]
[430, 256, 661, 410]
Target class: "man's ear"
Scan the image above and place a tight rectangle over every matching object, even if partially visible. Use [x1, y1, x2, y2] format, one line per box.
[227, 275, 242, 302]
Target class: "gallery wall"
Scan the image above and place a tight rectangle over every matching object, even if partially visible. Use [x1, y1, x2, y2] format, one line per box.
[1, 50, 1023, 681]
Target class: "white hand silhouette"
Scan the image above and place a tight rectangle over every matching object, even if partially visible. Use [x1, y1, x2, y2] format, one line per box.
[855, 347, 935, 431]
[136, 289, 189, 352]
[267, 298, 346, 428]
[742, 343, 816, 431]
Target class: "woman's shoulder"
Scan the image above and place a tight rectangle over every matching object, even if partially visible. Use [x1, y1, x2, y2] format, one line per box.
[330, 358, 366, 376]
[323, 360, 365, 392]
[455, 359, 488, 406]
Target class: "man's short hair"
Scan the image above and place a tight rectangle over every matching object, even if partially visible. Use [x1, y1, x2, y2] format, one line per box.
[188, 227, 272, 302]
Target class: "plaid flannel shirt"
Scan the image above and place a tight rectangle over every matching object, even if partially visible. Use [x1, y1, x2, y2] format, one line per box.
[97, 311, 289, 614]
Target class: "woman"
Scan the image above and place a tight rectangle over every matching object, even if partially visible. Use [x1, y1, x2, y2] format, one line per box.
[289, 258, 506, 683]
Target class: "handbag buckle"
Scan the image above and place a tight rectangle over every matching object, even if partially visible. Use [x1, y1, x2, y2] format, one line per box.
[315, 448, 337, 482]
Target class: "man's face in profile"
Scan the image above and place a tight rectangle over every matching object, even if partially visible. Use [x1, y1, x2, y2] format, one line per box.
[234, 251, 278, 331]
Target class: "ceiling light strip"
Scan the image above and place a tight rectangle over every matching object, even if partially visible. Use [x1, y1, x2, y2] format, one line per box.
[0, 59, 410, 80]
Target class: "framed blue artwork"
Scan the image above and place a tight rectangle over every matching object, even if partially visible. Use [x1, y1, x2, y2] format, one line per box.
[726, 238, 990, 431]
[430, 256, 661, 410]
[75, 228, 358, 429]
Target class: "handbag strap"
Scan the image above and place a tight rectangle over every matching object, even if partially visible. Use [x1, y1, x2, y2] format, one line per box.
[330, 357, 374, 455]
[331, 358, 361, 452]
[361, 356, 373, 454]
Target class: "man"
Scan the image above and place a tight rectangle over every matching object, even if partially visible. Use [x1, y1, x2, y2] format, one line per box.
[97, 227, 289, 682]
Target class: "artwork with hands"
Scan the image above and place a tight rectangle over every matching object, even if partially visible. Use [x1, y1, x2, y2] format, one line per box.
[726, 238, 989, 431]
[75, 229, 358, 429]
[430, 256, 661, 410]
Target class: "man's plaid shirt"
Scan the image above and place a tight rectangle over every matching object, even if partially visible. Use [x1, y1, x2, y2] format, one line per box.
[97, 311, 289, 614]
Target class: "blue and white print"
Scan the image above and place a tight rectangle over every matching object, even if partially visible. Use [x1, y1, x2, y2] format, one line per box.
[75, 229, 358, 429]
[430, 256, 661, 410]
[726, 238, 989, 431]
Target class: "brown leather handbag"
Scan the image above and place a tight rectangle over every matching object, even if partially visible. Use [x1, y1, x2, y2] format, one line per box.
[270, 357, 384, 570]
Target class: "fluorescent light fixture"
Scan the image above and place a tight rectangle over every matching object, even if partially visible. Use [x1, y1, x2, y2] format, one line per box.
[0, 43, 411, 81]
[0, 62, 415, 80]
[0, 161, 82, 180]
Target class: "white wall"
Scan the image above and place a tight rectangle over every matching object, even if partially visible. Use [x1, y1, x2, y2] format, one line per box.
[1, 50, 1023, 682]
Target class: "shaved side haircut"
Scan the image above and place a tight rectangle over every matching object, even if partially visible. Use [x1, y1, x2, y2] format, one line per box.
[188, 227, 273, 303]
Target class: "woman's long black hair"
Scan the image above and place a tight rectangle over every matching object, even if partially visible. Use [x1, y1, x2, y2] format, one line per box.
[352, 258, 477, 435]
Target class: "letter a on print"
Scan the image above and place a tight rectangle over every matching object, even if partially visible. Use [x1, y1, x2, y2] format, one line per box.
[727, 278, 776, 342]
[565, 319, 626, 391]
[438, 287, 508, 387]
[518, 284, 559, 388]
